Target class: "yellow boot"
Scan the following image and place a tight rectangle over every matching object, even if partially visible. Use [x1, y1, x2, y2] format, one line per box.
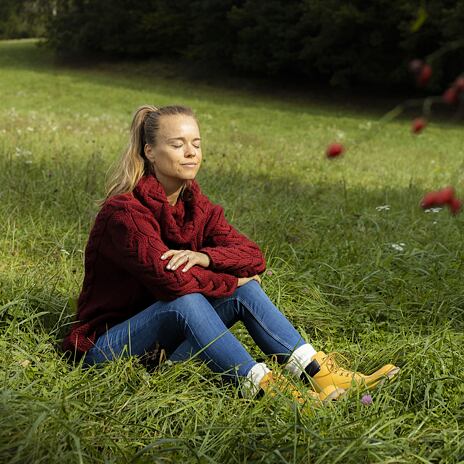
[305, 351, 400, 393]
[258, 371, 344, 407]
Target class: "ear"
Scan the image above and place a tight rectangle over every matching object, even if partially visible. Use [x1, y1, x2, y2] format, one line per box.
[144, 143, 155, 163]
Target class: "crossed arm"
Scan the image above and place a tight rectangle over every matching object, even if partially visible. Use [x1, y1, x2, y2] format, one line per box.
[103, 204, 265, 300]
[160, 248, 262, 286]
[160, 204, 266, 286]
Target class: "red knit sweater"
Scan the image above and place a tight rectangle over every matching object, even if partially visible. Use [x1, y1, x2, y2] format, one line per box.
[62, 174, 266, 357]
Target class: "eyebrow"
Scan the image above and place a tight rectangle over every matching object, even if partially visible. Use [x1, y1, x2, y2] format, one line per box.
[167, 137, 201, 141]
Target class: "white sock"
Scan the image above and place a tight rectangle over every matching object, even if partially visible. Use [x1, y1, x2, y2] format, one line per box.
[284, 343, 317, 378]
[241, 362, 271, 398]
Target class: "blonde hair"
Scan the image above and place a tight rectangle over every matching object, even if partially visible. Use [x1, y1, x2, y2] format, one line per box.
[98, 104, 198, 207]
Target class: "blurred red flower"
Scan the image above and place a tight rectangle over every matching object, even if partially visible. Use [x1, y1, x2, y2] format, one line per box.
[437, 186, 455, 204]
[421, 191, 441, 209]
[449, 198, 462, 216]
[443, 87, 458, 105]
[411, 117, 427, 134]
[326, 143, 344, 159]
[421, 186, 461, 215]
[417, 64, 432, 87]
[454, 76, 464, 93]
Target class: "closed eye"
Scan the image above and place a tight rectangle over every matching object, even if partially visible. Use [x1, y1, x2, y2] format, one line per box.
[172, 144, 201, 149]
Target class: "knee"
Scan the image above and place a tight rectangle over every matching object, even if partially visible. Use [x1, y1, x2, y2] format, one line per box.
[235, 279, 265, 300]
[172, 292, 210, 319]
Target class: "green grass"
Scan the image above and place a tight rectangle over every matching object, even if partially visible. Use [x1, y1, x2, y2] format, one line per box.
[1, 39, 463, 463]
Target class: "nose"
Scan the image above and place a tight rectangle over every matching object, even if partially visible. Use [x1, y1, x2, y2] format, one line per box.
[185, 143, 198, 157]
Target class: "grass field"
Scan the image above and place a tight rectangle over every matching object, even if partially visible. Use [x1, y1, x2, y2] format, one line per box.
[1, 39, 463, 463]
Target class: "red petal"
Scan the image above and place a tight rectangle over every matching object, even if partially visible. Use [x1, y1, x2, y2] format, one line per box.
[449, 198, 462, 215]
[326, 143, 344, 158]
[421, 192, 440, 208]
[437, 186, 455, 204]
[454, 77, 464, 93]
[411, 117, 427, 134]
[417, 64, 432, 87]
[443, 87, 458, 105]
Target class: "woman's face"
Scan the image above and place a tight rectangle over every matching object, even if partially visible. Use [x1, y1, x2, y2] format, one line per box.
[145, 114, 202, 184]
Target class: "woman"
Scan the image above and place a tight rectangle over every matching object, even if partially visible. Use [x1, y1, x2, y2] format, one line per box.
[63, 104, 399, 409]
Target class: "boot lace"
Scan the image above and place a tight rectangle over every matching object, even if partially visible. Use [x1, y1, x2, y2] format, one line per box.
[323, 352, 357, 378]
[269, 372, 306, 404]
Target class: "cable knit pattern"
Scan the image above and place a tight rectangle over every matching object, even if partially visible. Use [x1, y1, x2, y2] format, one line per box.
[200, 205, 267, 277]
[62, 174, 266, 357]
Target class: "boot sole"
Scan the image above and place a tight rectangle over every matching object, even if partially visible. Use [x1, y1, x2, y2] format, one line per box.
[367, 366, 400, 389]
[386, 366, 400, 378]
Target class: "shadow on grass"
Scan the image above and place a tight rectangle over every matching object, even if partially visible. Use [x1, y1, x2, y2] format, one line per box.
[2, 39, 462, 124]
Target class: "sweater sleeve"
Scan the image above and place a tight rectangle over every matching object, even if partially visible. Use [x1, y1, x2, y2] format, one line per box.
[101, 207, 238, 300]
[199, 205, 266, 277]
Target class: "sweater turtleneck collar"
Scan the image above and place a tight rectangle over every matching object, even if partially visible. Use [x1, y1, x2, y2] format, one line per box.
[132, 174, 205, 246]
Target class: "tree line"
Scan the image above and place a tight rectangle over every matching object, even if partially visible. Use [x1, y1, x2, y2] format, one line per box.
[0, 0, 52, 39]
[2, 0, 464, 90]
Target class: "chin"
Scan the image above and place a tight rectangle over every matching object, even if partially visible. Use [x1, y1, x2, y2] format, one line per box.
[181, 172, 199, 180]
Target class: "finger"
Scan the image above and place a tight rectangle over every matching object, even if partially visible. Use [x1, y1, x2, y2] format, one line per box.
[182, 258, 198, 272]
[165, 250, 187, 268]
[168, 254, 191, 270]
[161, 250, 179, 260]
[161, 249, 181, 260]
[169, 251, 191, 269]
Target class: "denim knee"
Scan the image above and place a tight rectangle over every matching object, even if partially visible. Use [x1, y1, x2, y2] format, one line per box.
[234, 279, 264, 300]
[171, 292, 210, 322]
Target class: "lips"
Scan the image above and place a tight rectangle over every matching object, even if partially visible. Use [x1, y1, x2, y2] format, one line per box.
[182, 163, 197, 166]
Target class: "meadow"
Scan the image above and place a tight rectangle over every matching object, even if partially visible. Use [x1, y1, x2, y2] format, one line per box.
[1, 39, 463, 463]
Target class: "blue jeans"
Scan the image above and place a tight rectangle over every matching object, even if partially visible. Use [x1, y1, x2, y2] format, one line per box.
[83, 280, 306, 382]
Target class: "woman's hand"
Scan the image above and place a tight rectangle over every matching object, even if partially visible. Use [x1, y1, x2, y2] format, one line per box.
[237, 275, 261, 287]
[161, 250, 210, 273]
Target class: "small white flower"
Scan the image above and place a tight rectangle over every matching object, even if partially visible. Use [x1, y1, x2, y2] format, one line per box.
[376, 205, 390, 211]
[424, 208, 442, 213]
[391, 243, 405, 252]
[16, 147, 32, 157]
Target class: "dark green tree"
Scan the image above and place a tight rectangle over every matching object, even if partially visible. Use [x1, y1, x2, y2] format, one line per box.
[43, 0, 464, 89]
[0, 0, 52, 39]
